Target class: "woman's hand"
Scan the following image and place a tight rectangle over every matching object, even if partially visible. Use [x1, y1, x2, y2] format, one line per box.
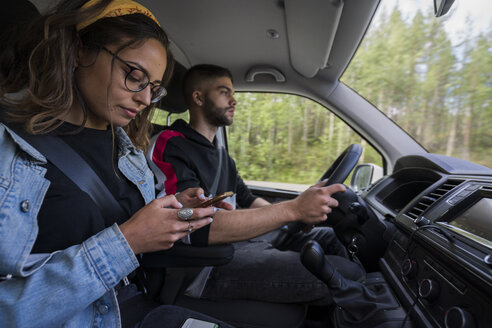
[119, 195, 216, 254]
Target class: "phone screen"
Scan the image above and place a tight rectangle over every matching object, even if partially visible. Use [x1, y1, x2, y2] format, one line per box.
[181, 318, 219, 328]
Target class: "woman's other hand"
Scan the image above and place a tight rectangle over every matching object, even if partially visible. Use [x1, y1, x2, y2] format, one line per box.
[177, 188, 234, 210]
[211, 200, 234, 210]
[175, 187, 206, 207]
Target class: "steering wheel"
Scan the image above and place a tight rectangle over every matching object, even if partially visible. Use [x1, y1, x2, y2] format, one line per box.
[319, 144, 363, 187]
[273, 144, 363, 249]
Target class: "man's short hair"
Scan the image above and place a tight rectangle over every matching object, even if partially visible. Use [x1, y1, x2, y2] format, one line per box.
[182, 64, 233, 107]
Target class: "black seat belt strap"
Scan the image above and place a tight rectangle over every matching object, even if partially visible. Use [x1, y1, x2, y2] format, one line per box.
[11, 127, 126, 221]
[208, 145, 223, 197]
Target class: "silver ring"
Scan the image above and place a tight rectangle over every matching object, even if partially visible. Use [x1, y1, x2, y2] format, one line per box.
[188, 222, 194, 233]
[177, 208, 194, 221]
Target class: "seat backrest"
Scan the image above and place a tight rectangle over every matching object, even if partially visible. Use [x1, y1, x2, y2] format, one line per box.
[147, 59, 190, 193]
[155, 60, 188, 114]
[146, 127, 178, 194]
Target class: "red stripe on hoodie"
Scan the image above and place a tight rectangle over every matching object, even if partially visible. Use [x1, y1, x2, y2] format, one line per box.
[152, 130, 185, 195]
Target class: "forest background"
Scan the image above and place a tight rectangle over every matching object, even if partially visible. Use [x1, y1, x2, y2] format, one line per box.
[155, 5, 492, 186]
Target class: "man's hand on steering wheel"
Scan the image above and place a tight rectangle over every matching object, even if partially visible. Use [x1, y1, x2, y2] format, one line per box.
[272, 144, 362, 249]
[297, 144, 362, 229]
[292, 181, 346, 226]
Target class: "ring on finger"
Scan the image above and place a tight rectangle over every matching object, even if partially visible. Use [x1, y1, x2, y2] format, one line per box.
[177, 208, 194, 221]
[188, 222, 194, 233]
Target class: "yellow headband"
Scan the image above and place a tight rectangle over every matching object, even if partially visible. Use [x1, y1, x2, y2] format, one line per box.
[76, 0, 160, 31]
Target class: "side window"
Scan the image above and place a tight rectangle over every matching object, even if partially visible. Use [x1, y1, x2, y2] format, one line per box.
[227, 93, 383, 191]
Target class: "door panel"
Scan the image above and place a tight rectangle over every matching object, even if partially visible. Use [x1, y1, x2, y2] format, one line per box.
[247, 185, 299, 203]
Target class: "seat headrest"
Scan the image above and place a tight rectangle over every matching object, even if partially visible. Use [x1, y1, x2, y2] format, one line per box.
[156, 60, 188, 114]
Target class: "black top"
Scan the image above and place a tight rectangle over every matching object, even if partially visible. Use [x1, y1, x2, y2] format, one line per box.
[153, 119, 257, 245]
[32, 123, 144, 253]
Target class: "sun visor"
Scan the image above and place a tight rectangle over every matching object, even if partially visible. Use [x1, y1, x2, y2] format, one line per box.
[284, 0, 344, 78]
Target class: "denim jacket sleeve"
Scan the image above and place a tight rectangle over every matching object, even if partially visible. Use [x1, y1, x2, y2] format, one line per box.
[0, 226, 139, 327]
[0, 124, 141, 327]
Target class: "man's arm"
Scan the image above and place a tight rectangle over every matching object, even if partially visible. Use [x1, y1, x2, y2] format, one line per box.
[250, 197, 270, 208]
[208, 182, 345, 244]
[152, 131, 342, 245]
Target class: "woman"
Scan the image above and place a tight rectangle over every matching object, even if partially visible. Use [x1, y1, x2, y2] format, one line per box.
[0, 0, 232, 327]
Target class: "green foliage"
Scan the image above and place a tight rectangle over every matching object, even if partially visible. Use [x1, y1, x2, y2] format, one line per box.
[342, 6, 492, 168]
[227, 94, 383, 184]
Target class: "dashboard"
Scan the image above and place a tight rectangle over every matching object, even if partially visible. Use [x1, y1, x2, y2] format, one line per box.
[363, 154, 492, 328]
[247, 153, 492, 327]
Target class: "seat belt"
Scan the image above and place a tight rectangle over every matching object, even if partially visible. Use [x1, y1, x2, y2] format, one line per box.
[208, 145, 224, 197]
[9, 125, 126, 222]
[5, 120, 146, 291]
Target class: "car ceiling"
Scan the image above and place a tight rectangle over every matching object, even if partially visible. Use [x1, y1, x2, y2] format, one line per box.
[140, 0, 380, 93]
[32, 0, 380, 97]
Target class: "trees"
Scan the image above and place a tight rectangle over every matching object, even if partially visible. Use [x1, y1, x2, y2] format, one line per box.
[228, 93, 383, 184]
[342, 6, 491, 168]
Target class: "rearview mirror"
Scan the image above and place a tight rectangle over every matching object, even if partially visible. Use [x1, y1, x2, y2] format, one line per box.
[434, 0, 455, 17]
[350, 164, 383, 192]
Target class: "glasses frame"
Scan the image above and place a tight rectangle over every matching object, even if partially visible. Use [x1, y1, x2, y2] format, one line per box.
[102, 47, 167, 104]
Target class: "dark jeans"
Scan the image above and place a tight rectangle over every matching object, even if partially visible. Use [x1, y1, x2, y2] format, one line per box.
[200, 227, 365, 305]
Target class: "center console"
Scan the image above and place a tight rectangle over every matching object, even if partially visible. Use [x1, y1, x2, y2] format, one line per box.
[380, 181, 492, 327]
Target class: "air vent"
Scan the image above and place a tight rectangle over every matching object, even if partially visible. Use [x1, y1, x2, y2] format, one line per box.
[405, 179, 463, 221]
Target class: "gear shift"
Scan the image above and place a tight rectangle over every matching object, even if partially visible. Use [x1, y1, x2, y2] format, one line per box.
[301, 240, 400, 324]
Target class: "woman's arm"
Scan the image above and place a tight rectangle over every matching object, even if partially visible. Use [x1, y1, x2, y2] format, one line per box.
[0, 225, 138, 327]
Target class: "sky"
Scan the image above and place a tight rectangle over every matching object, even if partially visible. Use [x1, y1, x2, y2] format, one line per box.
[377, 0, 492, 44]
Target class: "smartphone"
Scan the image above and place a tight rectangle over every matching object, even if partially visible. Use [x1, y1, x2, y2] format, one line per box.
[198, 191, 234, 208]
[181, 318, 220, 328]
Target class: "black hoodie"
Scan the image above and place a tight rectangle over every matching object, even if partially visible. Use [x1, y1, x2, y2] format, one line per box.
[150, 119, 257, 244]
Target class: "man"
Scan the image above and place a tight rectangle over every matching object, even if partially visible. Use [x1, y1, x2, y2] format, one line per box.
[147, 64, 364, 304]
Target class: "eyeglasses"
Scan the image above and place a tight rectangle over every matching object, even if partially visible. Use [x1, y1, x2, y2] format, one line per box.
[102, 47, 167, 104]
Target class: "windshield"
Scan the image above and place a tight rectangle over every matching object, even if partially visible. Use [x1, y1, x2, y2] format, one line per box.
[342, 0, 492, 168]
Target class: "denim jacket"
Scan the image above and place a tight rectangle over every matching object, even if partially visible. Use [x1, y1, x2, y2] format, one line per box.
[0, 123, 155, 327]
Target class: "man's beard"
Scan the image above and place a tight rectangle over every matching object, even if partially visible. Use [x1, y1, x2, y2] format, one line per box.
[202, 96, 233, 127]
